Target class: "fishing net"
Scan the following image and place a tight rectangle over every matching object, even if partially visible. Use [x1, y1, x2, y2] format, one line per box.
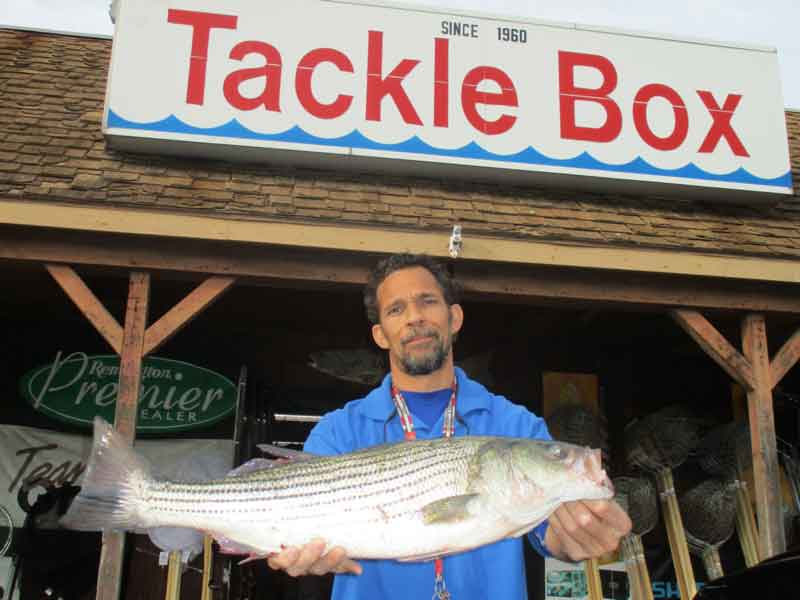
[624, 405, 704, 473]
[694, 422, 752, 479]
[613, 476, 659, 537]
[546, 405, 610, 461]
[679, 478, 737, 553]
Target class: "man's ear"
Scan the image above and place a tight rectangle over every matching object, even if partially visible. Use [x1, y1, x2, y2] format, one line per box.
[450, 304, 464, 335]
[372, 323, 390, 350]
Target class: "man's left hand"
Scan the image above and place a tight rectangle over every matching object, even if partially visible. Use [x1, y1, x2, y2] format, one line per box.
[544, 499, 632, 562]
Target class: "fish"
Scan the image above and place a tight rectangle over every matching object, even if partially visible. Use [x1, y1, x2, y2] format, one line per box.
[308, 349, 386, 386]
[61, 417, 613, 561]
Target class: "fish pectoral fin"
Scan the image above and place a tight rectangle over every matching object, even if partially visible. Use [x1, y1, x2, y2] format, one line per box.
[420, 494, 482, 525]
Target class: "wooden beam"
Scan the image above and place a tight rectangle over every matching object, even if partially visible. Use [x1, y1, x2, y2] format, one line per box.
[143, 276, 236, 356]
[96, 272, 150, 600]
[45, 264, 123, 354]
[770, 327, 800, 389]
[5, 226, 800, 314]
[741, 314, 785, 559]
[671, 310, 756, 391]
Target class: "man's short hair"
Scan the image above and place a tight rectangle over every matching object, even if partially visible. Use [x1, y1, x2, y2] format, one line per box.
[363, 253, 460, 325]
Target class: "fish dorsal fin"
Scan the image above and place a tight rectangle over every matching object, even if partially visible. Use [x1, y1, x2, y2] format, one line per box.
[226, 458, 278, 477]
[420, 494, 482, 525]
[257, 444, 317, 461]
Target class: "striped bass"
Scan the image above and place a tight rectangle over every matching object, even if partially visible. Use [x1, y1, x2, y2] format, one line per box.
[61, 417, 613, 561]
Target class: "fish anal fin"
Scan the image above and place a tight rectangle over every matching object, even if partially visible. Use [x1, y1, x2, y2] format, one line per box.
[420, 494, 481, 525]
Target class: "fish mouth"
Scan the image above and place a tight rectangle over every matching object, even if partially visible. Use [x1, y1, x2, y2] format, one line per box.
[583, 448, 614, 495]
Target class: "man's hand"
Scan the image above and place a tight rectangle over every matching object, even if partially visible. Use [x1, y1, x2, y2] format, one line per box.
[266, 538, 362, 577]
[544, 500, 632, 562]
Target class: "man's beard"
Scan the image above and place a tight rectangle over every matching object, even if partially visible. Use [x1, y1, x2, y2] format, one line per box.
[399, 329, 451, 376]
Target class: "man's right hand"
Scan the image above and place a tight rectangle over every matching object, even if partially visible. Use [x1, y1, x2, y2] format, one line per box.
[266, 538, 363, 577]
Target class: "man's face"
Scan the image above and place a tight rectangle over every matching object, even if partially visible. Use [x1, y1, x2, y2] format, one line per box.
[372, 266, 463, 376]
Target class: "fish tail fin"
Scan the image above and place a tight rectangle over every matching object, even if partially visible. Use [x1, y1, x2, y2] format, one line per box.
[61, 417, 153, 531]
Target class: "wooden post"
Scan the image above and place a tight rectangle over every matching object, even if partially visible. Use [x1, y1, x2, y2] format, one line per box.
[671, 312, 800, 561]
[200, 536, 213, 600]
[164, 551, 182, 600]
[584, 558, 603, 600]
[654, 469, 696, 600]
[741, 314, 785, 559]
[95, 272, 150, 600]
[44, 265, 239, 598]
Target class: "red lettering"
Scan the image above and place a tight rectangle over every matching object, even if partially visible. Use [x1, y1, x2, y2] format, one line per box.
[223, 41, 282, 112]
[366, 31, 422, 125]
[461, 67, 518, 135]
[296, 48, 354, 119]
[633, 84, 688, 151]
[434, 38, 449, 128]
[167, 9, 237, 106]
[697, 91, 749, 157]
[558, 51, 621, 143]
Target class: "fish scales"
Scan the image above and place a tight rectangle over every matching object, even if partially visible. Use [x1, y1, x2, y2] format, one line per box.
[147, 439, 473, 524]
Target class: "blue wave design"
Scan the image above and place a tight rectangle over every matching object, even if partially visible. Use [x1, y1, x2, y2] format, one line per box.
[107, 110, 792, 189]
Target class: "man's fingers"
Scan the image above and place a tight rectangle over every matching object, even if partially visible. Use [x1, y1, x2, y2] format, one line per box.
[586, 500, 633, 536]
[337, 558, 363, 575]
[267, 546, 300, 572]
[548, 508, 589, 561]
[555, 503, 610, 558]
[266, 540, 362, 577]
[286, 539, 328, 577]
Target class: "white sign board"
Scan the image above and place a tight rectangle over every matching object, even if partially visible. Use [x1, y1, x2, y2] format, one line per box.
[104, 0, 793, 198]
[0, 424, 233, 528]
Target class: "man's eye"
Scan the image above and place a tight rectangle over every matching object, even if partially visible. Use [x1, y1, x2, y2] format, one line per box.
[387, 306, 402, 316]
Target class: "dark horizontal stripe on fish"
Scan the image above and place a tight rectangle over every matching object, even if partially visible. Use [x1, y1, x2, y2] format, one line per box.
[150, 460, 460, 508]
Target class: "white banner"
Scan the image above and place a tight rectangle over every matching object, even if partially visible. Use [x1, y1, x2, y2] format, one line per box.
[0, 424, 234, 529]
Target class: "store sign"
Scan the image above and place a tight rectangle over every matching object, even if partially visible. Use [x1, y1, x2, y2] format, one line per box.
[104, 0, 792, 198]
[19, 353, 236, 433]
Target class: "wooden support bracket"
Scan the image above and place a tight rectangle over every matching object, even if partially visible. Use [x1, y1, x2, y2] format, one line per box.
[46, 264, 123, 354]
[143, 276, 235, 356]
[670, 310, 755, 391]
[770, 328, 800, 389]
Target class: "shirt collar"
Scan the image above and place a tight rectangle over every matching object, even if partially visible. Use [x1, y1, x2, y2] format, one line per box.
[358, 366, 491, 422]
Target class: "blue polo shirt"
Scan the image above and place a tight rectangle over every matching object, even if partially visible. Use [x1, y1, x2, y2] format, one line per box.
[304, 367, 552, 600]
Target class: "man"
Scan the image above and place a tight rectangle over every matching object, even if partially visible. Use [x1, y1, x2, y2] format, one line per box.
[268, 253, 631, 598]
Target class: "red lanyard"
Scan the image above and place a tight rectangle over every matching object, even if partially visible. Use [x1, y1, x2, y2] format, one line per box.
[390, 377, 457, 600]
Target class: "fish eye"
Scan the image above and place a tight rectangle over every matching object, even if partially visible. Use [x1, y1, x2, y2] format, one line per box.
[547, 444, 567, 460]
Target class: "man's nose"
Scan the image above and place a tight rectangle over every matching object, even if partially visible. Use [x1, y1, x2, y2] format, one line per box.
[405, 299, 425, 323]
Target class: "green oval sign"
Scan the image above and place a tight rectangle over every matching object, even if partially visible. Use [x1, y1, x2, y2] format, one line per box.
[20, 352, 236, 433]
